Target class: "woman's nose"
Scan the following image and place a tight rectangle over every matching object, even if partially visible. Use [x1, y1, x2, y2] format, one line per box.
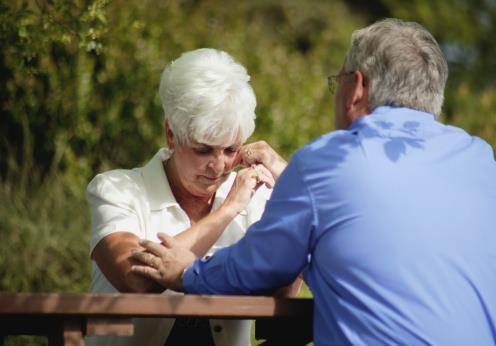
[207, 154, 227, 173]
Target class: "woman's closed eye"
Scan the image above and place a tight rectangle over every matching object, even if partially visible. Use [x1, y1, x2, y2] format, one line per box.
[192, 145, 239, 157]
[224, 146, 239, 156]
[193, 146, 213, 155]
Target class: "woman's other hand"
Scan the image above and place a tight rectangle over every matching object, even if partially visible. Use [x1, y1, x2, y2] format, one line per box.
[236, 141, 287, 181]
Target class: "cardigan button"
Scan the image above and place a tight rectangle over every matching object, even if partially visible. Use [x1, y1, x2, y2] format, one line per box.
[213, 325, 222, 333]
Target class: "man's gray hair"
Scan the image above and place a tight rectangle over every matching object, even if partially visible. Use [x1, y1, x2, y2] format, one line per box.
[159, 48, 256, 145]
[344, 18, 448, 117]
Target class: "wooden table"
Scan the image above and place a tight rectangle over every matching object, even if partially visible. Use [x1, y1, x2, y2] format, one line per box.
[0, 293, 313, 345]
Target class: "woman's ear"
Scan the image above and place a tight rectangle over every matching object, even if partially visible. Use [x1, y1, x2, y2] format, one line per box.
[165, 121, 175, 150]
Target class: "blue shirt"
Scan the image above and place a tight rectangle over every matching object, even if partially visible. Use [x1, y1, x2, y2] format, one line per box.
[183, 106, 496, 346]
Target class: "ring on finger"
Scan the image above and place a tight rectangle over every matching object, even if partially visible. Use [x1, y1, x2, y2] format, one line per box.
[251, 165, 261, 182]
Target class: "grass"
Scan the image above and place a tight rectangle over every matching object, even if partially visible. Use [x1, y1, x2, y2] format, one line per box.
[0, 172, 91, 293]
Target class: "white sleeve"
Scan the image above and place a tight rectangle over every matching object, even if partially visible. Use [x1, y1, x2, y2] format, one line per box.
[86, 170, 145, 255]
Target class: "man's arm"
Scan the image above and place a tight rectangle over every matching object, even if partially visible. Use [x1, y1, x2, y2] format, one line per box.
[132, 155, 316, 294]
[182, 155, 315, 294]
[182, 154, 317, 294]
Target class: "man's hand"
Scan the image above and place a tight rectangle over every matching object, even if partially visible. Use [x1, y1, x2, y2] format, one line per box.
[130, 232, 197, 292]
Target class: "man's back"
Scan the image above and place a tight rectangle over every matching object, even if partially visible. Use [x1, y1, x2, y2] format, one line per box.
[301, 106, 496, 345]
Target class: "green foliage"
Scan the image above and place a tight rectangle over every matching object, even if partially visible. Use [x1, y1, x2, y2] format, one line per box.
[1, 0, 362, 186]
[1, 0, 495, 300]
[0, 0, 110, 192]
[0, 171, 90, 292]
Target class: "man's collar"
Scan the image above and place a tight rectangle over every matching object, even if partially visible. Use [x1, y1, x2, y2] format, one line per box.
[348, 106, 436, 131]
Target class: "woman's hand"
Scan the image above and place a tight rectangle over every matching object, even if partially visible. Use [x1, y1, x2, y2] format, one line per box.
[236, 141, 287, 181]
[222, 164, 274, 216]
[130, 232, 197, 292]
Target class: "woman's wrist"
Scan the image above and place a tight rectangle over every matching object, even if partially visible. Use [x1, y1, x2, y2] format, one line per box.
[270, 158, 287, 181]
[216, 202, 241, 221]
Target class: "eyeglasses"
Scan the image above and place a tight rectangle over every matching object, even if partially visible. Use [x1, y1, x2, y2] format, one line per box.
[327, 71, 354, 94]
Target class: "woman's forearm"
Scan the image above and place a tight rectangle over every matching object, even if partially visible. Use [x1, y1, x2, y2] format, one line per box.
[174, 203, 238, 258]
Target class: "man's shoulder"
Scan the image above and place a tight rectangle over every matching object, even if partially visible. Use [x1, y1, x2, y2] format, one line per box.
[301, 130, 357, 152]
[293, 130, 361, 166]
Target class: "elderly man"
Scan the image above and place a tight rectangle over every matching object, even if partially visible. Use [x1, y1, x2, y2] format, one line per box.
[132, 19, 496, 345]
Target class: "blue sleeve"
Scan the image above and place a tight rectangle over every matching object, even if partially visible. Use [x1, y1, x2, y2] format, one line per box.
[183, 154, 317, 294]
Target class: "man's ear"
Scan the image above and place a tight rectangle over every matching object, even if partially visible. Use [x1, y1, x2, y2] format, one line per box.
[165, 121, 175, 150]
[346, 70, 370, 121]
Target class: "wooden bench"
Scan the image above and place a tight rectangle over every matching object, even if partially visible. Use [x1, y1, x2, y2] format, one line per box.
[0, 293, 313, 345]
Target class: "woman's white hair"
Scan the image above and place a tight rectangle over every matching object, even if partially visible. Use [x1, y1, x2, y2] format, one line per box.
[344, 18, 448, 117]
[159, 48, 256, 145]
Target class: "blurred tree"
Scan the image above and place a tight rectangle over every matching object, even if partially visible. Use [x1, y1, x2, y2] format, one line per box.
[0, 0, 109, 190]
[0, 0, 364, 190]
[380, 0, 496, 88]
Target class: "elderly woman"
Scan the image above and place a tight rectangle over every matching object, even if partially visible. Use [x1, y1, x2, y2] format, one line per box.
[86, 48, 287, 346]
